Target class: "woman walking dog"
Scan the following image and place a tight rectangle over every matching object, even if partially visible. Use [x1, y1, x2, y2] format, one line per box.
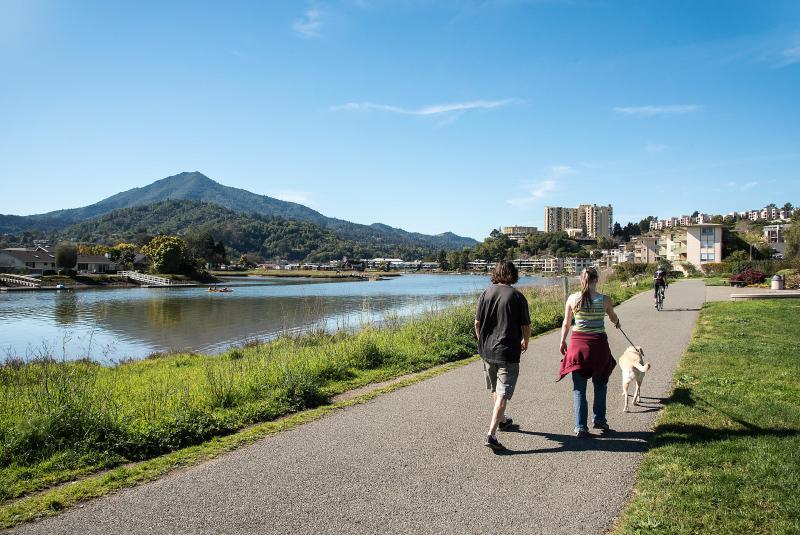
[558, 267, 620, 437]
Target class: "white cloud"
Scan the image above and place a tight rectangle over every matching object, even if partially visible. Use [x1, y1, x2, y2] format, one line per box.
[727, 181, 759, 191]
[781, 45, 800, 65]
[293, 7, 323, 38]
[268, 190, 315, 205]
[330, 99, 519, 116]
[506, 165, 573, 206]
[613, 105, 702, 116]
[645, 143, 669, 154]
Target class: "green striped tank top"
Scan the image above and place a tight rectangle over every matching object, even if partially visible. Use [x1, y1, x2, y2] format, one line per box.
[573, 293, 606, 334]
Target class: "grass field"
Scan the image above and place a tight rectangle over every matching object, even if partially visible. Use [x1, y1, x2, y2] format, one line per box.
[0, 279, 645, 527]
[703, 276, 730, 286]
[614, 298, 800, 534]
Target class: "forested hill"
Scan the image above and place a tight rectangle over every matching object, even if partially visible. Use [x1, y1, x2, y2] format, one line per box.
[1, 171, 476, 251]
[56, 200, 445, 261]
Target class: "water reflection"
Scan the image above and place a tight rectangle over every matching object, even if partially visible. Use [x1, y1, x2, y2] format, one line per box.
[54, 292, 79, 325]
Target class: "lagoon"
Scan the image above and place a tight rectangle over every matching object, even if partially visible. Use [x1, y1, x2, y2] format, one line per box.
[0, 274, 554, 362]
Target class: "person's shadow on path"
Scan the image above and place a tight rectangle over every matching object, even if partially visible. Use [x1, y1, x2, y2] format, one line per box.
[492, 427, 652, 455]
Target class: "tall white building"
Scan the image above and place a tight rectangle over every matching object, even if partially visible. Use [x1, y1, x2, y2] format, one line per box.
[544, 207, 579, 233]
[579, 204, 614, 239]
[544, 204, 613, 238]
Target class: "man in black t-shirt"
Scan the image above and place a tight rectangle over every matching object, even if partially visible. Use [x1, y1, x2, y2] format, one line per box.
[474, 261, 531, 450]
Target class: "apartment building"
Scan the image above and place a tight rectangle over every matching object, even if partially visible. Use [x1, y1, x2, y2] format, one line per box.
[632, 223, 721, 268]
[512, 256, 563, 273]
[630, 235, 660, 264]
[501, 226, 539, 242]
[763, 224, 791, 256]
[544, 204, 613, 238]
[686, 224, 722, 265]
[579, 204, 614, 239]
[564, 257, 597, 274]
[544, 207, 579, 233]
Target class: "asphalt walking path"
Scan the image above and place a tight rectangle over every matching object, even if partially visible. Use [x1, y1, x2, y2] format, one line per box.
[12, 280, 707, 535]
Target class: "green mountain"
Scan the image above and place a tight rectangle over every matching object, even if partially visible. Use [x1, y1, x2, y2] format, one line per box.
[56, 200, 447, 261]
[1, 172, 476, 251]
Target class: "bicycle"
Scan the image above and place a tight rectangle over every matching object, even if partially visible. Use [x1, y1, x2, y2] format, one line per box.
[655, 284, 665, 311]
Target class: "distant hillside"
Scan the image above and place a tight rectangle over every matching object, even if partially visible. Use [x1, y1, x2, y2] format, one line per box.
[1, 172, 477, 251]
[56, 200, 445, 261]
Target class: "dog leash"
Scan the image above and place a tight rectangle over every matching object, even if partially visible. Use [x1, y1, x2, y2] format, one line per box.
[617, 325, 640, 351]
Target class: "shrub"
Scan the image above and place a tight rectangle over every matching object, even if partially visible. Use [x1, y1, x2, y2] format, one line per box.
[613, 262, 660, 281]
[701, 263, 727, 276]
[785, 273, 800, 290]
[730, 269, 766, 285]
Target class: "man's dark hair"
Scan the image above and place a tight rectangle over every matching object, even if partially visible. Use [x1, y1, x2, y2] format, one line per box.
[491, 261, 519, 285]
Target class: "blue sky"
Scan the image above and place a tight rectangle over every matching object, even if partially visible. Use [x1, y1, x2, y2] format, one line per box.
[1, 0, 799, 240]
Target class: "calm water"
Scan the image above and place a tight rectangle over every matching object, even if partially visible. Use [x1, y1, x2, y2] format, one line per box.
[0, 274, 554, 362]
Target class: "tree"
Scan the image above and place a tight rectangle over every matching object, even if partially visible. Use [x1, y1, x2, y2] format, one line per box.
[691, 210, 700, 218]
[613, 222, 623, 237]
[141, 235, 189, 274]
[785, 212, 800, 259]
[111, 242, 137, 269]
[710, 215, 724, 224]
[77, 244, 110, 256]
[459, 249, 472, 270]
[474, 232, 515, 262]
[783, 202, 794, 213]
[741, 230, 768, 260]
[55, 242, 78, 273]
[185, 230, 217, 265]
[727, 250, 748, 261]
[597, 236, 615, 250]
[638, 216, 656, 233]
[435, 250, 448, 271]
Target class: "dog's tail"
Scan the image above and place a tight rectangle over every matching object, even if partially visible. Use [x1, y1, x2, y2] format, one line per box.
[633, 362, 651, 372]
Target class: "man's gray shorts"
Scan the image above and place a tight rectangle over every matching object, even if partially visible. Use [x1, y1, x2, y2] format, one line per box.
[483, 361, 520, 400]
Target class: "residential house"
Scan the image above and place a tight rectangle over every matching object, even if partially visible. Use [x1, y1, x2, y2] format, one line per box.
[0, 247, 56, 274]
[763, 223, 791, 256]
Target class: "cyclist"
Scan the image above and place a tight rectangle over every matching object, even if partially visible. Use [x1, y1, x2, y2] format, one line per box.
[653, 266, 668, 309]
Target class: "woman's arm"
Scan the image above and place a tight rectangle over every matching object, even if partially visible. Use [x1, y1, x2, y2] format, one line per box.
[559, 296, 573, 355]
[605, 296, 620, 328]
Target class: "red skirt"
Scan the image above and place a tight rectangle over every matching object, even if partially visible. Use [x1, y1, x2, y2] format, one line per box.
[558, 331, 616, 382]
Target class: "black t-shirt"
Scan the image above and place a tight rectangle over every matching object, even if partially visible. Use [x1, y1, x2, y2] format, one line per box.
[475, 284, 531, 364]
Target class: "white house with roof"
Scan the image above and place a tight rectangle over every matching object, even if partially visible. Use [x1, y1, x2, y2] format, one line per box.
[0, 246, 116, 274]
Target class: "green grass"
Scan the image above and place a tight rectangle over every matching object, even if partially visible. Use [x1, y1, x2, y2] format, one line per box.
[614, 299, 800, 535]
[0, 279, 644, 527]
[704, 276, 730, 286]
[0, 359, 474, 529]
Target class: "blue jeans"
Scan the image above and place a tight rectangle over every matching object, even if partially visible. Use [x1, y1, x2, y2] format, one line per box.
[571, 372, 608, 431]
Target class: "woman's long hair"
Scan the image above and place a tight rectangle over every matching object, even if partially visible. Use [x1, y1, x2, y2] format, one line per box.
[576, 267, 599, 311]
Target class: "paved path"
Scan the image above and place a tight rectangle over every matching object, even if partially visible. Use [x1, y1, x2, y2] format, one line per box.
[12, 280, 707, 535]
